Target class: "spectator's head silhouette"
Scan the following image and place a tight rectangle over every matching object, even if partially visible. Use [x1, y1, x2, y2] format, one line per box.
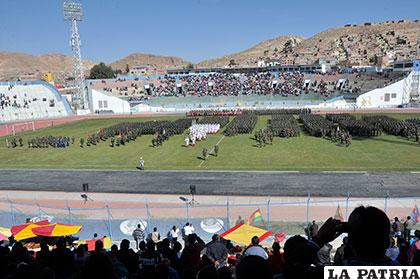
[120, 239, 130, 251]
[139, 240, 146, 250]
[283, 235, 320, 279]
[95, 239, 104, 252]
[251, 236, 259, 246]
[212, 234, 220, 242]
[146, 240, 155, 251]
[236, 255, 271, 279]
[187, 233, 197, 245]
[347, 206, 390, 260]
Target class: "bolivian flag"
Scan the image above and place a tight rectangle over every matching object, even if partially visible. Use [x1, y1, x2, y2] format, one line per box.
[220, 223, 272, 245]
[247, 209, 264, 225]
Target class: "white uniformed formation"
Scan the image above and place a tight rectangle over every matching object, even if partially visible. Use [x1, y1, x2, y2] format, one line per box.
[185, 124, 220, 146]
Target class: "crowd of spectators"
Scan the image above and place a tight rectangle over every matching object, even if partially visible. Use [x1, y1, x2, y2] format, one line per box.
[90, 70, 408, 100]
[0, 84, 57, 113]
[1, 206, 419, 279]
[0, 85, 32, 110]
[153, 72, 305, 97]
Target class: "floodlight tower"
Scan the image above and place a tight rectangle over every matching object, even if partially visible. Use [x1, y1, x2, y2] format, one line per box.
[64, 1, 88, 110]
[402, 37, 420, 105]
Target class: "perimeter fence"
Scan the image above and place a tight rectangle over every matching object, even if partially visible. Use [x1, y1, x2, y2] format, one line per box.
[0, 194, 418, 242]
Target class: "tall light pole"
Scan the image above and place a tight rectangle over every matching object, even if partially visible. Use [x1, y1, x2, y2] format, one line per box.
[64, 1, 88, 110]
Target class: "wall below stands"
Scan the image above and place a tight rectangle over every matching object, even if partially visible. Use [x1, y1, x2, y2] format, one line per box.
[356, 78, 405, 108]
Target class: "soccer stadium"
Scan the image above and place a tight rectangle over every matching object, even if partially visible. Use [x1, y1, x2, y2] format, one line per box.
[1, 1, 420, 278]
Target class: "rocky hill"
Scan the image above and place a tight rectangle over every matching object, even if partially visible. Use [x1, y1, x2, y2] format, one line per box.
[110, 53, 192, 72]
[197, 36, 304, 68]
[1, 19, 419, 82]
[0, 52, 95, 82]
[198, 19, 420, 68]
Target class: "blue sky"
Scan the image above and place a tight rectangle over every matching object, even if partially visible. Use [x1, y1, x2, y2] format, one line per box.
[0, 0, 419, 63]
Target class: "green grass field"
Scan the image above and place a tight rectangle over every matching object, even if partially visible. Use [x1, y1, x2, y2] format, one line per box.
[1, 113, 420, 171]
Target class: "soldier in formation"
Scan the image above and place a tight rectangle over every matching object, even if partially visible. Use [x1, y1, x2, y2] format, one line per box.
[6, 137, 19, 148]
[254, 129, 273, 148]
[214, 145, 219, 157]
[202, 148, 208, 160]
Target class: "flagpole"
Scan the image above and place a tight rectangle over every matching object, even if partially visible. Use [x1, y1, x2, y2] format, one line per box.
[345, 192, 350, 221]
[384, 191, 390, 214]
[306, 193, 311, 225]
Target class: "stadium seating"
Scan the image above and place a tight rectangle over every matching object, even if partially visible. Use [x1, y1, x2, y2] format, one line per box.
[0, 81, 73, 123]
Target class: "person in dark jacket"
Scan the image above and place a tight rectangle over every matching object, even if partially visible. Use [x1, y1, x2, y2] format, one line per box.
[205, 234, 228, 268]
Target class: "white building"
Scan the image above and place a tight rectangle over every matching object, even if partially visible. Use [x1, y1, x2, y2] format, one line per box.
[356, 76, 406, 108]
[90, 89, 130, 114]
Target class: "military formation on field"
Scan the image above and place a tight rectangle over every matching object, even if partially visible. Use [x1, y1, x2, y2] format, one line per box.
[299, 114, 336, 138]
[270, 115, 300, 137]
[187, 108, 311, 117]
[5, 113, 420, 152]
[300, 114, 352, 146]
[326, 114, 382, 137]
[225, 114, 258, 136]
[197, 116, 230, 128]
[363, 116, 420, 143]
[243, 108, 311, 116]
[97, 119, 193, 148]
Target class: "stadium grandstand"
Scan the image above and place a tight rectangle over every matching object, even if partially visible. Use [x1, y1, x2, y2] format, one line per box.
[2, 1, 420, 278]
[0, 81, 73, 123]
[0, 63, 417, 124]
[88, 66, 414, 113]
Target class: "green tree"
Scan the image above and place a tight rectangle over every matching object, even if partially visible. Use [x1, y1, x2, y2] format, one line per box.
[89, 63, 116, 79]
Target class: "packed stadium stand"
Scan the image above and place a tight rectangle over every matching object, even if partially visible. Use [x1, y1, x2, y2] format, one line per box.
[89, 71, 407, 100]
[0, 81, 73, 123]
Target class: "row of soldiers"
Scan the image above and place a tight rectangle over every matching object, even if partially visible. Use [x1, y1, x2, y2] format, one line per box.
[254, 129, 274, 148]
[6, 136, 76, 148]
[28, 136, 74, 148]
[5, 137, 23, 148]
